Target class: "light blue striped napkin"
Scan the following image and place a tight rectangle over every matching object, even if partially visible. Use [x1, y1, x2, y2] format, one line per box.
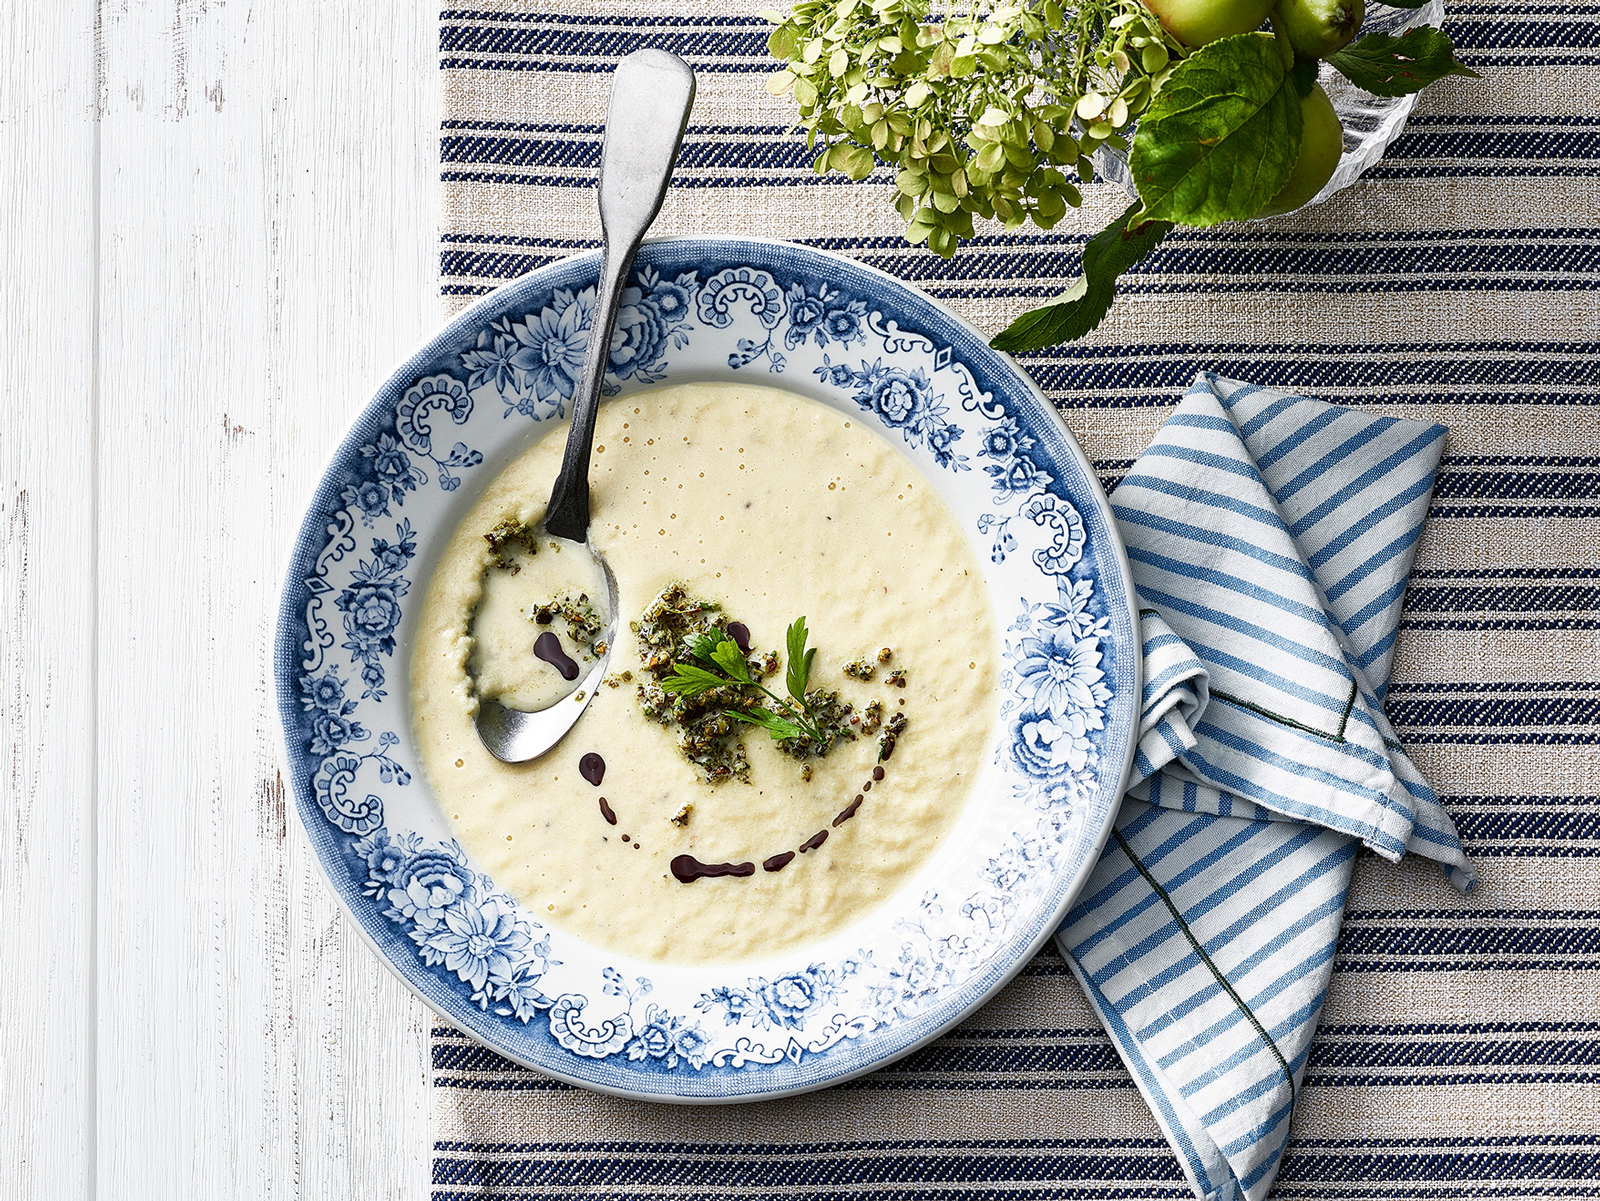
[1056, 373, 1477, 1201]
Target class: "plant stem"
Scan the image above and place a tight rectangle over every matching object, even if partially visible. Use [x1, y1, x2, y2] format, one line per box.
[751, 681, 827, 743]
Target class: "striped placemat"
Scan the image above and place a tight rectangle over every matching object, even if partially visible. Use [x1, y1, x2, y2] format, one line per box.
[432, 3, 1600, 1196]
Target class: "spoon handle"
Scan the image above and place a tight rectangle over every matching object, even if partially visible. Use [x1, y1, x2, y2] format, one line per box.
[543, 50, 697, 542]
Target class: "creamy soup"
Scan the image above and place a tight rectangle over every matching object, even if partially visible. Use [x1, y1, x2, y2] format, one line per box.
[409, 382, 997, 964]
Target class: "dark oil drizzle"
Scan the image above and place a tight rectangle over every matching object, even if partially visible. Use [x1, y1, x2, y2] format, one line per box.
[598, 797, 617, 825]
[671, 855, 755, 883]
[534, 631, 580, 680]
[664, 765, 889, 881]
[579, 752, 606, 786]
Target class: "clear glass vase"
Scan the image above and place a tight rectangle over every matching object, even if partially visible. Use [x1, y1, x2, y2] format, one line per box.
[1094, 0, 1443, 216]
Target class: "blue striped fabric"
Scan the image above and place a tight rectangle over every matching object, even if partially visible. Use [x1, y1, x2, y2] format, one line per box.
[1057, 373, 1473, 1201]
[432, 3, 1600, 1197]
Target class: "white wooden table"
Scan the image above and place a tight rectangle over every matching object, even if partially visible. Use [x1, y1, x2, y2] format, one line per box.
[3, 3, 440, 1195]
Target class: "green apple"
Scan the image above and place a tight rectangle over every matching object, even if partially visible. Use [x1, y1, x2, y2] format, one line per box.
[1274, 0, 1364, 57]
[1142, 0, 1277, 47]
[1257, 81, 1344, 217]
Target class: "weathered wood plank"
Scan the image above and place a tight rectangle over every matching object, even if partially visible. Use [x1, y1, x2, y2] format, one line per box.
[0, 3, 98, 1198]
[93, 1, 438, 1195]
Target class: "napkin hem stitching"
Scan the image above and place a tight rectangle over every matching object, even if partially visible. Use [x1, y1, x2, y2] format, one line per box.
[1208, 680, 1357, 744]
[1112, 826, 1296, 1107]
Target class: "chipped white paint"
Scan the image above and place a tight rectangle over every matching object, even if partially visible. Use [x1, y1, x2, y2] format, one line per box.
[2, 2, 439, 1197]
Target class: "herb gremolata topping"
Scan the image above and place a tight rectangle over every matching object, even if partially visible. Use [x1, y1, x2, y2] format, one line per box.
[633, 584, 865, 782]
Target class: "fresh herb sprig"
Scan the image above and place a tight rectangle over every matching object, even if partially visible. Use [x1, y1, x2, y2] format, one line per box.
[662, 617, 837, 747]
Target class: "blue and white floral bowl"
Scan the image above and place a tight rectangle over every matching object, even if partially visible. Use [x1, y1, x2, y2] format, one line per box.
[273, 237, 1140, 1101]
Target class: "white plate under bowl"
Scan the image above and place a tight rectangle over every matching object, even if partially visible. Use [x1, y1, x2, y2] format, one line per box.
[272, 237, 1140, 1102]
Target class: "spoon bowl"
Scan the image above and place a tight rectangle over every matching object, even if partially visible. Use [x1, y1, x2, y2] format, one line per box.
[473, 544, 621, 763]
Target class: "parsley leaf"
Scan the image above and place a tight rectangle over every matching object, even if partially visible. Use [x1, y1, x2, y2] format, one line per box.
[710, 636, 752, 682]
[683, 631, 722, 665]
[786, 617, 816, 703]
[661, 663, 738, 697]
[726, 707, 807, 741]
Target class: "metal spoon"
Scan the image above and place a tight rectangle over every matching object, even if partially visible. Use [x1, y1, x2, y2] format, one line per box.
[474, 49, 696, 763]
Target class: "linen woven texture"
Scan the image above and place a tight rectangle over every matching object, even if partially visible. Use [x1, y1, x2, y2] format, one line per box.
[433, 3, 1600, 1197]
[1057, 374, 1473, 1201]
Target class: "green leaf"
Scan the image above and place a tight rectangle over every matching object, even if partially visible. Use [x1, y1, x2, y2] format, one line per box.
[1327, 27, 1479, 97]
[683, 632, 721, 665]
[1129, 33, 1303, 226]
[785, 617, 815, 702]
[1290, 55, 1319, 99]
[726, 707, 806, 741]
[710, 637, 752, 682]
[661, 664, 735, 697]
[989, 201, 1173, 352]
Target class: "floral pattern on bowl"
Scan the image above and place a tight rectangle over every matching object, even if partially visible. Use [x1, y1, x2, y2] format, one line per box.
[273, 237, 1140, 1101]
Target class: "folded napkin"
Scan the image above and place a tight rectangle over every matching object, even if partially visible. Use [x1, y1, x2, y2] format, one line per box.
[1057, 372, 1477, 1201]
